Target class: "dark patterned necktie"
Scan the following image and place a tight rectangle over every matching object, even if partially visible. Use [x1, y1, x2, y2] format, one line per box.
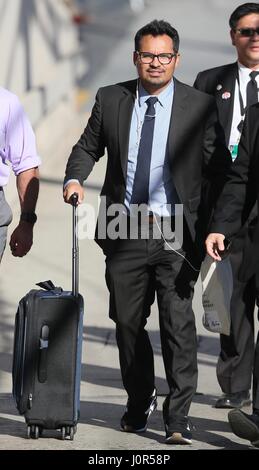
[246, 71, 259, 107]
[131, 97, 158, 205]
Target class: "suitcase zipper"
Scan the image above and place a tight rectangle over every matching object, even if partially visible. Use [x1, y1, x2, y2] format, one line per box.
[16, 293, 38, 413]
[12, 298, 26, 405]
[24, 294, 39, 411]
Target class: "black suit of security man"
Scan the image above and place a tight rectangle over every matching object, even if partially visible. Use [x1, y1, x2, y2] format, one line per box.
[194, 62, 256, 408]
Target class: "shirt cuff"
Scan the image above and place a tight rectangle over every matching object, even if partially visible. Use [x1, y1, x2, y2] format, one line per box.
[63, 179, 80, 189]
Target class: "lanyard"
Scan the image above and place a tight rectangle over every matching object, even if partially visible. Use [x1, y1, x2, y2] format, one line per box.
[236, 74, 246, 133]
[229, 74, 244, 160]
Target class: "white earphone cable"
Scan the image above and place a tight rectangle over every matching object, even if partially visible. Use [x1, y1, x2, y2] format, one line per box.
[153, 212, 201, 272]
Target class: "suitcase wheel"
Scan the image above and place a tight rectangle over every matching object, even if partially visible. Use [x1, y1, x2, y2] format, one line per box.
[60, 425, 75, 440]
[61, 426, 66, 440]
[69, 426, 74, 441]
[27, 425, 40, 439]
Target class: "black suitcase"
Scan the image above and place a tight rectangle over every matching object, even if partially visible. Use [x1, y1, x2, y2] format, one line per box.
[12, 194, 84, 440]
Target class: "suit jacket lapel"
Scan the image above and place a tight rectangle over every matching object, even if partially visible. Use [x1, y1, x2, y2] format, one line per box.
[214, 62, 238, 144]
[167, 79, 189, 164]
[118, 81, 136, 181]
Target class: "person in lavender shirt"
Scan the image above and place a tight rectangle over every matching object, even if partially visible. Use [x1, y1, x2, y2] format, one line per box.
[0, 87, 41, 262]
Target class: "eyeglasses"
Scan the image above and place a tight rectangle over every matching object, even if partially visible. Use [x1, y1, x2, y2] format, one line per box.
[136, 51, 177, 65]
[235, 27, 259, 37]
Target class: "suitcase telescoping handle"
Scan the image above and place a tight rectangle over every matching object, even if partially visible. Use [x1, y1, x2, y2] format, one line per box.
[71, 192, 79, 297]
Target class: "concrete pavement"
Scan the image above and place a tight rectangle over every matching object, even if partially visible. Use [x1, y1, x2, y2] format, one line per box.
[0, 0, 257, 451]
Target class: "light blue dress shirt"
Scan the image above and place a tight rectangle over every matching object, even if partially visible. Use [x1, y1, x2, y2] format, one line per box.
[125, 79, 179, 216]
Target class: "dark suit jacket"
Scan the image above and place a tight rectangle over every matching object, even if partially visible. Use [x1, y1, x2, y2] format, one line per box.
[210, 103, 259, 280]
[194, 62, 258, 278]
[211, 104, 259, 281]
[65, 78, 231, 259]
[194, 62, 238, 145]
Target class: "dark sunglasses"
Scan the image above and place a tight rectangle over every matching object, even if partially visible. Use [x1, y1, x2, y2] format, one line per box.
[235, 27, 259, 37]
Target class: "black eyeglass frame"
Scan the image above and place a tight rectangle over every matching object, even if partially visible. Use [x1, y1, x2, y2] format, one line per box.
[235, 27, 259, 37]
[136, 51, 177, 65]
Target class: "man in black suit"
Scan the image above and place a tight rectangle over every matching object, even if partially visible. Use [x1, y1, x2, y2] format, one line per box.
[205, 102, 259, 448]
[194, 2, 259, 409]
[64, 20, 230, 445]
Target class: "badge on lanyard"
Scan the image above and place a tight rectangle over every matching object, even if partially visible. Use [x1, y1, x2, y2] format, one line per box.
[229, 143, 239, 161]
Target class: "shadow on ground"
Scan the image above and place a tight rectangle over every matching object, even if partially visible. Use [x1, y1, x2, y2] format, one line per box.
[0, 394, 252, 449]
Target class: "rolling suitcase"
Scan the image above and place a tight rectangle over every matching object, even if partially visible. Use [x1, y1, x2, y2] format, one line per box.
[12, 193, 84, 440]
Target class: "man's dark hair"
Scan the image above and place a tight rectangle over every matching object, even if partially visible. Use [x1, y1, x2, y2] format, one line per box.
[134, 19, 179, 53]
[229, 3, 259, 29]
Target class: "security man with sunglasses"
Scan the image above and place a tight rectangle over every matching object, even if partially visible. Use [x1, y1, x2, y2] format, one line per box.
[64, 19, 230, 444]
[194, 3, 259, 410]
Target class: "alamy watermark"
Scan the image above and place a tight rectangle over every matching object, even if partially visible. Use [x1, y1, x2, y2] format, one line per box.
[77, 196, 184, 250]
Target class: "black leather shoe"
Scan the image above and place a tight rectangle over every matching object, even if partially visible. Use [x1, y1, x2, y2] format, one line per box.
[214, 391, 251, 409]
[228, 409, 259, 447]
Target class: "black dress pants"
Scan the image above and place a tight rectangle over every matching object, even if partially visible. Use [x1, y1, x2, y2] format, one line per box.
[105, 226, 200, 419]
[253, 324, 259, 411]
[217, 226, 256, 394]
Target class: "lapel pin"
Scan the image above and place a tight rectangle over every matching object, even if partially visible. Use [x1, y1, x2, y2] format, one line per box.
[222, 91, 231, 100]
[216, 84, 222, 90]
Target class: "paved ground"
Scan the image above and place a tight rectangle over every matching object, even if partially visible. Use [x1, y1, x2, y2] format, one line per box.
[0, 0, 258, 453]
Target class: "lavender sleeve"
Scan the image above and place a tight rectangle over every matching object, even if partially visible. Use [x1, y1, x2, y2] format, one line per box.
[5, 92, 41, 176]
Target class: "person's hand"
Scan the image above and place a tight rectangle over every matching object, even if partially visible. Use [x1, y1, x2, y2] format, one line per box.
[63, 182, 84, 204]
[9, 222, 34, 257]
[205, 233, 225, 261]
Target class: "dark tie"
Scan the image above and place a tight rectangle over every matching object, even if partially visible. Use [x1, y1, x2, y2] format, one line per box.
[131, 96, 158, 205]
[246, 71, 259, 107]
